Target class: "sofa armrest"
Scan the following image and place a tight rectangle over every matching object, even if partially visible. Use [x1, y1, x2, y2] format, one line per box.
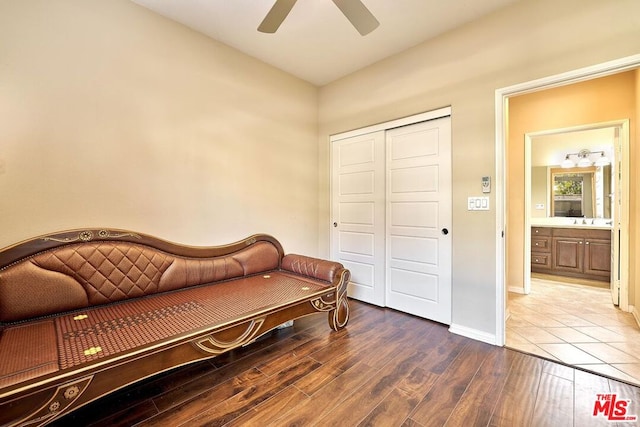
[281, 254, 344, 284]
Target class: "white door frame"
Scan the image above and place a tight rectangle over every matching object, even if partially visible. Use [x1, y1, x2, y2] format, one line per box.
[330, 107, 452, 141]
[495, 54, 640, 346]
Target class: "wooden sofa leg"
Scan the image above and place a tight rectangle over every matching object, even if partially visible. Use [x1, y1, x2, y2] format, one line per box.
[328, 269, 350, 331]
[329, 293, 349, 331]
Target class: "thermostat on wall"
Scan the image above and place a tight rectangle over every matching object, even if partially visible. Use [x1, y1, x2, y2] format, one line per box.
[482, 176, 491, 193]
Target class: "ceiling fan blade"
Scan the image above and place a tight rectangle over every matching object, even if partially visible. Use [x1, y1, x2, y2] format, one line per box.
[258, 0, 298, 33]
[332, 0, 379, 36]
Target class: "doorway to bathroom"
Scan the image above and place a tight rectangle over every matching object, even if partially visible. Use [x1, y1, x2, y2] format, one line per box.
[496, 56, 640, 386]
[524, 122, 627, 303]
[509, 119, 638, 385]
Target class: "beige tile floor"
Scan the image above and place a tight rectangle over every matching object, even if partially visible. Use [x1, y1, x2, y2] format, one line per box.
[506, 274, 640, 385]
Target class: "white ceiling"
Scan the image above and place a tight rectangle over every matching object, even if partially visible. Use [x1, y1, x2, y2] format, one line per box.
[131, 0, 521, 86]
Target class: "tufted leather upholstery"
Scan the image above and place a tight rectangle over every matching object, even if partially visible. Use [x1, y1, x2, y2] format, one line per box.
[34, 244, 174, 304]
[281, 254, 341, 283]
[0, 241, 280, 323]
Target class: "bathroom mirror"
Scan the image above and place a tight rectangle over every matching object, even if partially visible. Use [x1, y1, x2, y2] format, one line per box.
[530, 127, 614, 220]
[550, 167, 594, 217]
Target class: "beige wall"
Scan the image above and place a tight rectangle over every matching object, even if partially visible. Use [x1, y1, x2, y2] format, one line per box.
[508, 72, 637, 305]
[0, 0, 319, 255]
[318, 0, 640, 335]
[530, 167, 547, 219]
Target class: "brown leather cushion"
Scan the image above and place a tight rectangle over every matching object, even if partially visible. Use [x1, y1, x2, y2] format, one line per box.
[0, 241, 280, 323]
[281, 254, 341, 283]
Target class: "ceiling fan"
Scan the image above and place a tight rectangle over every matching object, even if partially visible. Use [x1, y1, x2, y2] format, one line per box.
[258, 0, 380, 36]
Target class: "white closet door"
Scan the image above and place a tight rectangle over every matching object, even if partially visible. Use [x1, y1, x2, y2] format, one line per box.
[331, 131, 386, 306]
[385, 117, 452, 324]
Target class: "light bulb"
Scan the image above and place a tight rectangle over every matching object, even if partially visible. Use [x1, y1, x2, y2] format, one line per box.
[561, 155, 575, 168]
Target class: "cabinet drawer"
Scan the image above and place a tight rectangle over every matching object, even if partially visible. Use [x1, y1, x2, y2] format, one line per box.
[552, 227, 611, 241]
[531, 236, 551, 252]
[531, 227, 552, 237]
[531, 253, 551, 269]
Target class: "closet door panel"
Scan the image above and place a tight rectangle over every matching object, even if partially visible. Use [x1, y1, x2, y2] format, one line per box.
[331, 131, 386, 306]
[386, 117, 452, 325]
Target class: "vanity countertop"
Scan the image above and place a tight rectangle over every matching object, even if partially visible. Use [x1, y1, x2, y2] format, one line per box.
[530, 218, 613, 230]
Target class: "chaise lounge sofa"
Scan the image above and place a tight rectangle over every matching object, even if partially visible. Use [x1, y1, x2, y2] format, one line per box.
[0, 229, 350, 426]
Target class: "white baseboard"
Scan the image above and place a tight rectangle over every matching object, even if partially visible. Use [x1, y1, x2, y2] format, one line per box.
[449, 324, 497, 346]
[631, 305, 639, 328]
[508, 286, 526, 294]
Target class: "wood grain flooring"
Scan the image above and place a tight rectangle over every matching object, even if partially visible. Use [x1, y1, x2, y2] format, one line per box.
[50, 300, 640, 426]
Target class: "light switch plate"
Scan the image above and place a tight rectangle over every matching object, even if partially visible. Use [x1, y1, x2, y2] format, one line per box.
[468, 197, 476, 210]
[468, 197, 490, 211]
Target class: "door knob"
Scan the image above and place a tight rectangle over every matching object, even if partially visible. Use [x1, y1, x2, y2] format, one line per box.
[441, 228, 449, 235]
[333, 222, 338, 228]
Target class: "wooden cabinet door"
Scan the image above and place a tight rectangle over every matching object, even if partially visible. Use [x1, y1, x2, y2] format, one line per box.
[552, 237, 583, 274]
[584, 238, 611, 278]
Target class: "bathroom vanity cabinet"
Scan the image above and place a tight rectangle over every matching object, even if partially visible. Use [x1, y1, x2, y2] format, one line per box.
[531, 226, 611, 282]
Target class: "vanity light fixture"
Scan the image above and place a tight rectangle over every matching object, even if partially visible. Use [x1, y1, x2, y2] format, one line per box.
[594, 151, 611, 167]
[560, 149, 610, 168]
[577, 151, 592, 167]
[561, 155, 575, 168]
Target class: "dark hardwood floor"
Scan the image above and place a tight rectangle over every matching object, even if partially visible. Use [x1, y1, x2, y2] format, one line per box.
[50, 300, 640, 426]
